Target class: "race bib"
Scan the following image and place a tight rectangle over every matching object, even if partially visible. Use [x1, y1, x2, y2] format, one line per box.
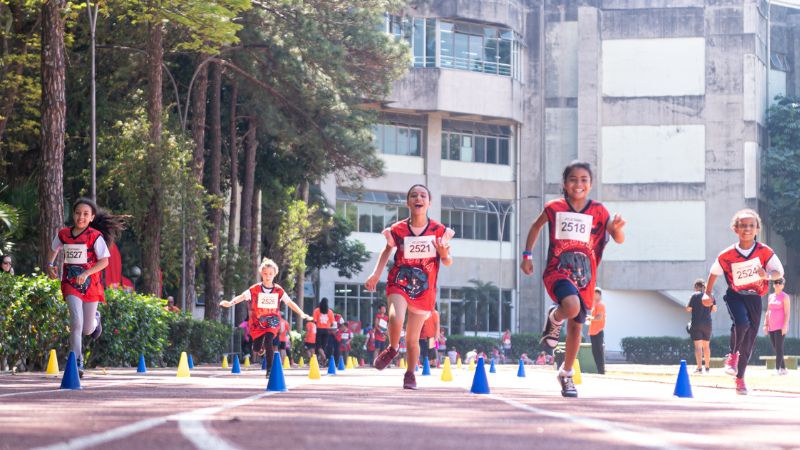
[403, 235, 436, 259]
[257, 292, 279, 309]
[342, 332, 350, 340]
[555, 212, 592, 243]
[732, 259, 763, 287]
[378, 318, 388, 329]
[63, 244, 87, 264]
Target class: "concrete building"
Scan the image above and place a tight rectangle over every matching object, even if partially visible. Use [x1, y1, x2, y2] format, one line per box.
[318, 0, 800, 350]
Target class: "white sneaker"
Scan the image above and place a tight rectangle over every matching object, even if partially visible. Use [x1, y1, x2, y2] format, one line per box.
[779, 368, 788, 376]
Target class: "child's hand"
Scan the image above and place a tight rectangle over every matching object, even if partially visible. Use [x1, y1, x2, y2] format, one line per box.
[757, 267, 768, 280]
[520, 259, 534, 275]
[433, 237, 450, 259]
[365, 274, 380, 292]
[47, 265, 58, 279]
[302, 313, 313, 321]
[219, 300, 233, 308]
[609, 214, 626, 232]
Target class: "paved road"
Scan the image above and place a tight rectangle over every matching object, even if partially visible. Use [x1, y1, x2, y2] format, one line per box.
[1, 363, 799, 450]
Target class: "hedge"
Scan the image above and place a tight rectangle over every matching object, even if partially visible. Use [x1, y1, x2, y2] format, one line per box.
[621, 336, 800, 365]
[0, 272, 231, 371]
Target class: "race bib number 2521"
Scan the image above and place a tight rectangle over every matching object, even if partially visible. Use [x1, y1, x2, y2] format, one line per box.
[403, 235, 436, 259]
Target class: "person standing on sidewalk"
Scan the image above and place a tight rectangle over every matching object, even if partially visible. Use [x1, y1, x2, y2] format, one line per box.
[764, 277, 791, 375]
[587, 287, 606, 375]
[686, 279, 716, 374]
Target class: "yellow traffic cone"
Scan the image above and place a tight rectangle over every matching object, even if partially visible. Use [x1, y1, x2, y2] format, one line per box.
[299, 356, 305, 367]
[457, 358, 462, 369]
[308, 355, 321, 380]
[244, 355, 251, 367]
[345, 356, 354, 369]
[46, 349, 59, 375]
[441, 357, 453, 382]
[468, 359, 475, 371]
[222, 355, 229, 369]
[573, 359, 582, 385]
[177, 352, 191, 377]
[400, 358, 406, 369]
[283, 356, 290, 369]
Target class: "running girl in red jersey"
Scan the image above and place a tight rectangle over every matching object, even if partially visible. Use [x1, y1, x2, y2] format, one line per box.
[520, 161, 625, 397]
[704, 209, 783, 395]
[46, 198, 126, 378]
[366, 184, 454, 389]
[220, 258, 311, 376]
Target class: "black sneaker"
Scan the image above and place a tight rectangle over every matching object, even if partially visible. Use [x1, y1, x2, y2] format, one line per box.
[78, 360, 85, 379]
[539, 306, 561, 350]
[558, 371, 577, 398]
[90, 311, 102, 340]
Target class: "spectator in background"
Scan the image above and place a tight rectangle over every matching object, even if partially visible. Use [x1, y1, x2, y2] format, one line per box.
[501, 329, 512, 360]
[164, 296, 180, 313]
[587, 287, 606, 374]
[304, 320, 317, 363]
[1, 255, 13, 275]
[765, 277, 791, 375]
[373, 305, 389, 367]
[313, 297, 334, 364]
[419, 309, 440, 366]
[465, 348, 478, 364]
[687, 278, 716, 374]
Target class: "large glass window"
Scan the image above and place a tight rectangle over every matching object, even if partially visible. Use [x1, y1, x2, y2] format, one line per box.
[337, 189, 410, 233]
[441, 196, 511, 242]
[385, 14, 522, 79]
[334, 283, 386, 327]
[440, 120, 512, 166]
[372, 123, 421, 156]
[441, 286, 513, 334]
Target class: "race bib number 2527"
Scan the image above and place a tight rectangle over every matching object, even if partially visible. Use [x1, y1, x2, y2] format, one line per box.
[63, 244, 87, 264]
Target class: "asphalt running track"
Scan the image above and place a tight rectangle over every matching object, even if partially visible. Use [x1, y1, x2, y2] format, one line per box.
[1, 364, 799, 450]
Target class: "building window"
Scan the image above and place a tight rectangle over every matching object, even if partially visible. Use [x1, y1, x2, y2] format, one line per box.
[441, 196, 511, 242]
[440, 286, 512, 334]
[334, 283, 386, 328]
[440, 120, 512, 165]
[372, 123, 422, 156]
[337, 189, 410, 233]
[385, 14, 522, 79]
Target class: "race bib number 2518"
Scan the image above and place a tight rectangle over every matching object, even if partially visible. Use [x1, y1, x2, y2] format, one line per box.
[554, 212, 592, 243]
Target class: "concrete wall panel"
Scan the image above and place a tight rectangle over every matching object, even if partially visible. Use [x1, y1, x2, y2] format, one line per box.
[545, 108, 579, 183]
[601, 96, 705, 126]
[545, 21, 579, 98]
[602, 289, 688, 351]
[601, 7, 704, 39]
[440, 160, 515, 182]
[380, 154, 425, 175]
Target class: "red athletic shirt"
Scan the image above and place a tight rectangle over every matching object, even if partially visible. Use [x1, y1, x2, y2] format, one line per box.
[57, 227, 107, 302]
[304, 321, 316, 344]
[715, 242, 776, 296]
[374, 313, 388, 341]
[279, 318, 289, 343]
[245, 283, 288, 339]
[386, 218, 449, 311]
[542, 198, 610, 310]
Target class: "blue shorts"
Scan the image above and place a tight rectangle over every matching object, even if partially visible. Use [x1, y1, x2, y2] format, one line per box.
[374, 340, 386, 351]
[552, 279, 588, 324]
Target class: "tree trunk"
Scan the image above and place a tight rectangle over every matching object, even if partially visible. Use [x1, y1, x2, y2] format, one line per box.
[186, 57, 208, 312]
[204, 62, 222, 321]
[224, 80, 238, 299]
[235, 117, 256, 325]
[250, 187, 259, 271]
[140, 20, 164, 296]
[295, 181, 309, 331]
[38, 0, 66, 269]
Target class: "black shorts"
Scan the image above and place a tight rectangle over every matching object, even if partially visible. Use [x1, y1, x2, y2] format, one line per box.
[690, 323, 712, 341]
[374, 340, 386, 351]
[304, 342, 315, 350]
[552, 279, 588, 324]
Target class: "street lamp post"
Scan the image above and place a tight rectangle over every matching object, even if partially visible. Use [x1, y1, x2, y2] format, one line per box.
[476, 197, 514, 334]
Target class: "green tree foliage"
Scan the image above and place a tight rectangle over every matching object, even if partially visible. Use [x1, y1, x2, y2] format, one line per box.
[306, 212, 369, 278]
[764, 96, 800, 250]
[274, 197, 320, 292]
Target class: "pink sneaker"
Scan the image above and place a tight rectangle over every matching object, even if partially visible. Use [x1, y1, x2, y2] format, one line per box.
[735, 377, 748, 395]
[373, 346, 398, 371]
[724, 352, 739, 376]
[403, 371, 417, 390]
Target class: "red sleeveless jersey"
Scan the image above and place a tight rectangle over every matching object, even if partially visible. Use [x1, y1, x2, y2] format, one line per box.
[542, 198, 610, 309]
[57, 227, 106, 302]
[246, 283, 286, 339]
[715, 242, 775, 296]
[386, 218, 447, 311]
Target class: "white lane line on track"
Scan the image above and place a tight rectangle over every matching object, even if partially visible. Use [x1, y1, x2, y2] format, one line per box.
[0, 378, 140, 398]
[30, 387, 291, 450]
[486, 394, 781, 450]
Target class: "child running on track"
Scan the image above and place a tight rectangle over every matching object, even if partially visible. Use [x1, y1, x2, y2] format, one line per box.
[520, 161, 625, 397]
[705, 209, 783, 394]
[220, 258, 311, 376]
[46, 198, 126, 378]
[366, 184, 454, 389]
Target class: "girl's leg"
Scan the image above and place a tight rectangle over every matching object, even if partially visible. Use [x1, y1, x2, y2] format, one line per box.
[736, 299, 762, 379]
[693, 340, 703, 369]
[702, 341, 711, 369]
[563, 320, 583, 372]
[66, 296, 85, 363]
[315, 329, 327, 360]
[387, 294, 407, 349]
[772, 331, 786, 370]
[261, 333, 276, 374]
[81, 301, 99, 335]
[404, 307, 429, 373]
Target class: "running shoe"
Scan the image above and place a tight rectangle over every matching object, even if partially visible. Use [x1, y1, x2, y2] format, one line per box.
[723, 352, 739, 376]
[89, 311, 102, 340]
[558, 370, 578, 398]
[693, 367, 703, 374]
[779, 368, 788, 376]
[78, 360, 85, 379]
[735, 377, 748, 395]
[403, 371, 417, 390]
[373, 346, 398, 371]
[704, 367, 710, 373]
[539, 306, 562, 350]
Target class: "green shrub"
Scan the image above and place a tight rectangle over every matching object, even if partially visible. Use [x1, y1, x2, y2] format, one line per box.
[0, 273, 231, 371]
[621, 336, 800, 364]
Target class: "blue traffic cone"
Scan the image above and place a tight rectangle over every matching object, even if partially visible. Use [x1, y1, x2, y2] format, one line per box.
[489, 358, 497, 373]
[338, 355, 345, 371]
[231, 354, 241, 374]
[261, 356, 267, 370]
[673, 360, 693, 398]
[267, 351, 287, 392]
[517, 358, 526, 377]
[60, 351, 82, 390]
[422, 357, 431, 376]
[327, 356, 337, 375]
[470, 357, 490, 394]
[137, 354, 147, 373]
[188, 354, 194, 369]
